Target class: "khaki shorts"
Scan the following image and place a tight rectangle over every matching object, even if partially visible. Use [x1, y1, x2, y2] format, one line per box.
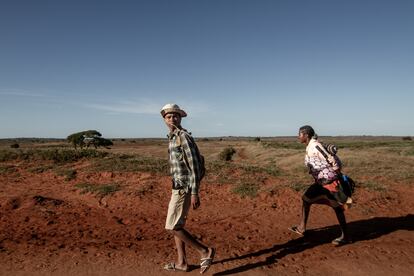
[165, 189, 191, 230]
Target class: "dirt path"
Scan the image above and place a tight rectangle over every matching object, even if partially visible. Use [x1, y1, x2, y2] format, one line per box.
[1, 161, 413, 275]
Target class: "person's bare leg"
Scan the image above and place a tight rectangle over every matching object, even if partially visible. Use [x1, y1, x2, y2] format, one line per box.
[172, 229, 213, 259]
[334, 207, 348, 240]
[173, 235, 188, 271]
[297, 200, 311, 233]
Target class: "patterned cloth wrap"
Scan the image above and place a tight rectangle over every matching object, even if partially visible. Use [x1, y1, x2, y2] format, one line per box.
[305, 154, 342, 185]
[304, 138, 352, 209]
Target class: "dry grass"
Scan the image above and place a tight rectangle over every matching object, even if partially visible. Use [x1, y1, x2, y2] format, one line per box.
[75, 182, 121, 196]
[2, 137, 413, 193]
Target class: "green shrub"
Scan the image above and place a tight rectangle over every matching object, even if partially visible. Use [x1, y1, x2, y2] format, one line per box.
[232, 183, 258, 198]
[67, 130, 101, 149]
[219, 147, 236, 161]
[10, 143, 19, 149]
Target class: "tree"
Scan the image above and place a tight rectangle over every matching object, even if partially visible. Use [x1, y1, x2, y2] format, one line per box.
[67, 130, 112, 149]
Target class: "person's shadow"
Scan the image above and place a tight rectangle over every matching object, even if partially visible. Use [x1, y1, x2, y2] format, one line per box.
[212, 214, 414, 275]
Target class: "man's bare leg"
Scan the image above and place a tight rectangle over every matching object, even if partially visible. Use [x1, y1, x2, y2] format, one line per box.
[172, 228, 213, 259]
[173, 235, 188, 271]
[297, 200, 311, 233]
[334, 207, 349, 241]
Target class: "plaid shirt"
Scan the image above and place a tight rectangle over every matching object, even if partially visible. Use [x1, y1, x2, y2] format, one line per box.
[167, 128, 202, 195]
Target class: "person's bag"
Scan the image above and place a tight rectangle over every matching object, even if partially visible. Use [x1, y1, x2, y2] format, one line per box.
[339, 174, 355, 197]
[197, 153, 206, 181]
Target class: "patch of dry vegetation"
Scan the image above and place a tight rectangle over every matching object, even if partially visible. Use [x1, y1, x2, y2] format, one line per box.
[75, 182, 121, 196]
[1, 137, 413, 196]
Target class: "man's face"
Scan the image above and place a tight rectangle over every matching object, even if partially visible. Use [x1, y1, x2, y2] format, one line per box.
[298, 131, 308, 144]
[164, 112, 181, 129]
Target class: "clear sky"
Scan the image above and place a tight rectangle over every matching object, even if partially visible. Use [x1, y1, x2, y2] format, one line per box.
[1, 0, 413, 138]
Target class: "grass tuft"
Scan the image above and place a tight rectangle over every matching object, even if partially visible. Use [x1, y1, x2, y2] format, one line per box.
[232, 182, 259, 198]
[75, 182, 121, 196]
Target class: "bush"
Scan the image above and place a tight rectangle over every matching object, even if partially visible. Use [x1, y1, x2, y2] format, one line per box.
[10, 143, 19, 149]
[67, 130, 101, 149]
[402, 136, 412, 141]
[67, 130, 113, 149]
[219, 147, 236, 161]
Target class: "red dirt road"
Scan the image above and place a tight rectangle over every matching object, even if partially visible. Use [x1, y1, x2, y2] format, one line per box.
[1, 160, 413, 275]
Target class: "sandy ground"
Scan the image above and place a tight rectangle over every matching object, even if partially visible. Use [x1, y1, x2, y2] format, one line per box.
[1, 159, 413, 276]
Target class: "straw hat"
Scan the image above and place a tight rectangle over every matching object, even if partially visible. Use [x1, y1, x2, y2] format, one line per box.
[160, 103, 187, 118]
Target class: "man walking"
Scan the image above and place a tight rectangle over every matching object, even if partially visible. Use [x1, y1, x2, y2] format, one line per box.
[161, 103, 215, 274]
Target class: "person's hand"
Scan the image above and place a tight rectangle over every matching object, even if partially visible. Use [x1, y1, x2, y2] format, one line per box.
[191, 194, 200, 210]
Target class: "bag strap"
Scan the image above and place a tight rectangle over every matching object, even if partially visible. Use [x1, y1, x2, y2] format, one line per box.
[315, 145, 333, 166]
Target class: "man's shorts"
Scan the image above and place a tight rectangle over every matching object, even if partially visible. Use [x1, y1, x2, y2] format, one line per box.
[165, 189, 191, 230]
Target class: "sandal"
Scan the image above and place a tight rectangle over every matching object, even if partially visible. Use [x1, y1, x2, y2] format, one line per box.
[288, 226, 305, 237]
[163, 262, 189, 272]
[200, 248, 215, 274]
[331, 237, 351, 246]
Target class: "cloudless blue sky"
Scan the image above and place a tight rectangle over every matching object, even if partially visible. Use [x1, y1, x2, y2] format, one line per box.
[1, 0, 413, 138]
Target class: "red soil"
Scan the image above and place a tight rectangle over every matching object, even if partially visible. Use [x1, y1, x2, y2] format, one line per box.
[1, 160, 413, 275]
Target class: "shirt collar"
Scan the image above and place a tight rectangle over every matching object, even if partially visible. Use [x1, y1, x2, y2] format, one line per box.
[306, 137, 318, 152]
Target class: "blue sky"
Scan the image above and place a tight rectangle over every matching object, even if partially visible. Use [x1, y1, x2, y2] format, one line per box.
[1, 0, 413, 138]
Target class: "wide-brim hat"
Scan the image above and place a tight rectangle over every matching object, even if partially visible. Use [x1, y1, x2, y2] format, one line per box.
[160, 103, 187, 117]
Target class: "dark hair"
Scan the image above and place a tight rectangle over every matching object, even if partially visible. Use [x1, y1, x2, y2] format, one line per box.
[299, 125, 317, 139]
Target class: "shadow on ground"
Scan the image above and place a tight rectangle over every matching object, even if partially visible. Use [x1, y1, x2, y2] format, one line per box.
[213, 214, 414, 275]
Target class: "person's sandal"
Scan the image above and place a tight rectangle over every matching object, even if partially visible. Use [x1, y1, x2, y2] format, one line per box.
[200, 248, 215, 274]
[288, 226, 305, 237]
[331, 237, 351, 246]
[163, 262, 189, 272]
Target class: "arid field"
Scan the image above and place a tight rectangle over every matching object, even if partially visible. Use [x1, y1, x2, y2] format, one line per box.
[0, 137, 413, 275]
